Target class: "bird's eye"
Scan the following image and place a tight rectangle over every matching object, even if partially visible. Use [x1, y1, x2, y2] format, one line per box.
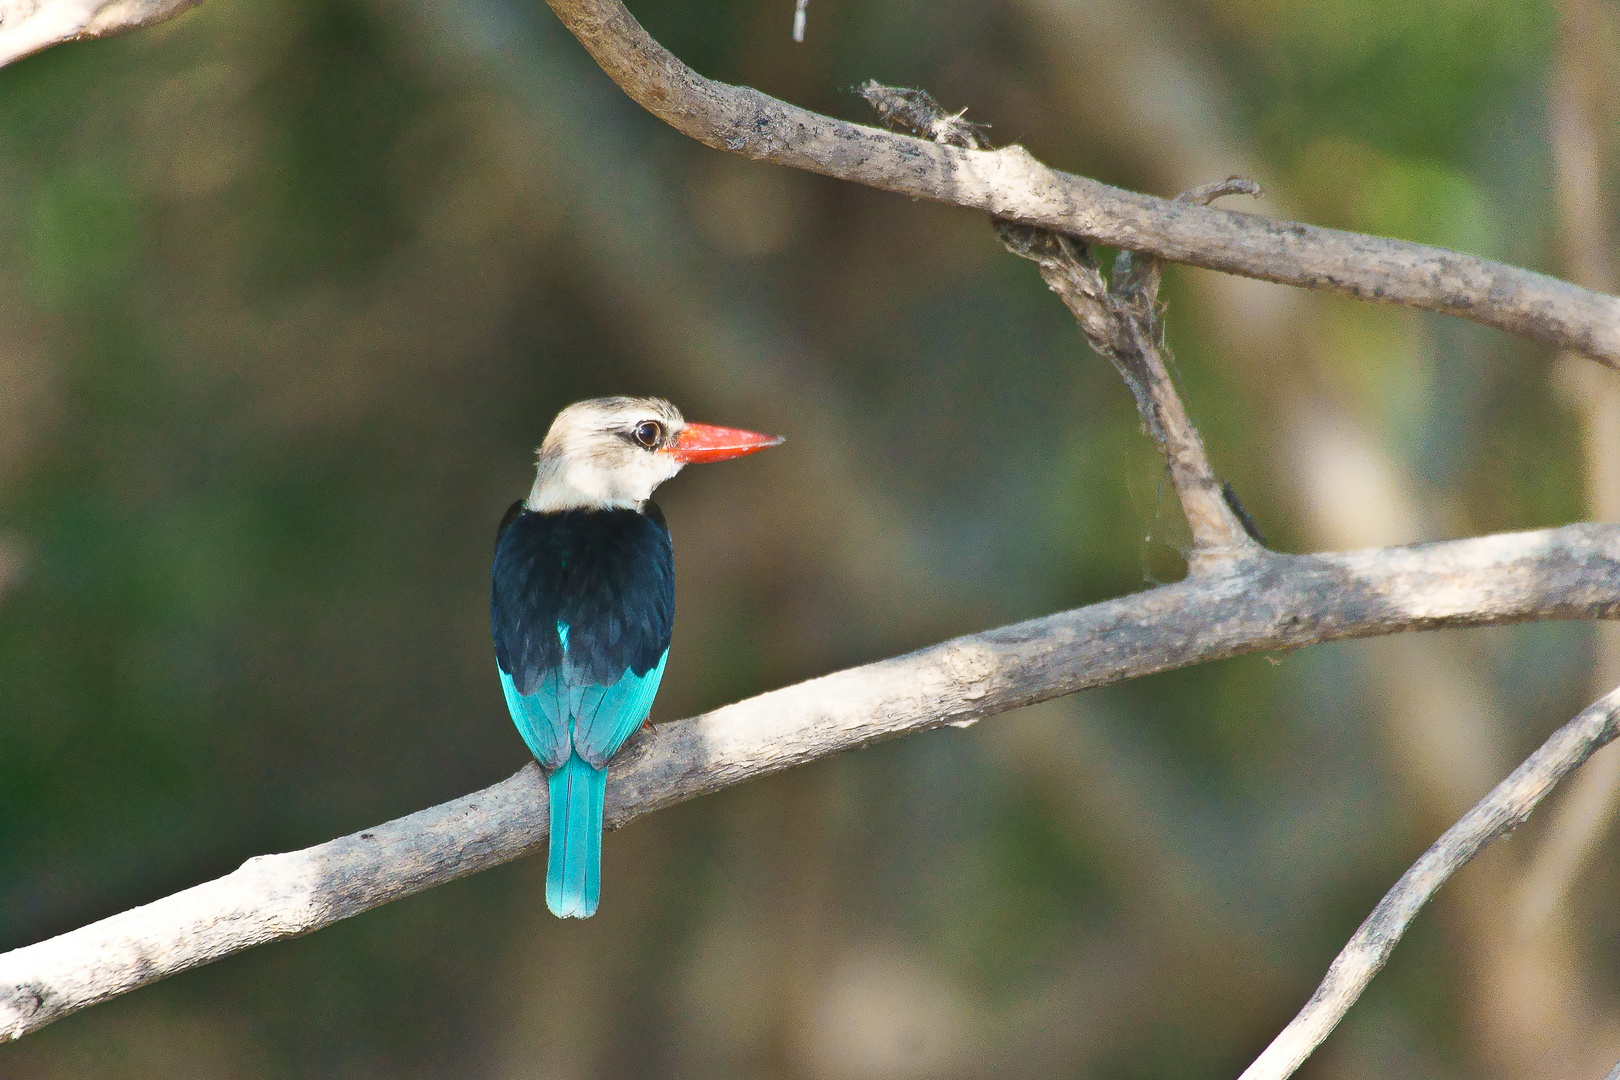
[632, 420, 663, 448]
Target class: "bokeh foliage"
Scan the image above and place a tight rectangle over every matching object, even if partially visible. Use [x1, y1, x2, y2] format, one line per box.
[1, 0, 1613, 1077]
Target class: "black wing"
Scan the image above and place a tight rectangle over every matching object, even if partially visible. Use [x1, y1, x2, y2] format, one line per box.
[491, 504, 674, 695]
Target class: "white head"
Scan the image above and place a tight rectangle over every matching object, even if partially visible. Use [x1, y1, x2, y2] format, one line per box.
[526, 397, 783, 513]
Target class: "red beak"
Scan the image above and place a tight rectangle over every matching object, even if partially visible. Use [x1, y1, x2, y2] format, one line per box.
[665, 422, 785, 464]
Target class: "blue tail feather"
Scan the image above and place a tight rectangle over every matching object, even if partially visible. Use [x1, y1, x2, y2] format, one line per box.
[546, 754, 606, 918]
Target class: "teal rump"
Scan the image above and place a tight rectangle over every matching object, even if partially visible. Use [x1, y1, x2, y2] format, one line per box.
[499, 651, 668, 916]
[491, 502, 675, 919]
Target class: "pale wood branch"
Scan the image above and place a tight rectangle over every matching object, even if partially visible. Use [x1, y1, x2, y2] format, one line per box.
[541, 0, 1620, 368]
[10, 2, 1620, 1070]
[4, 524, 1620, 1041]
[994, 219, 1260, 564]
[1238, 683, 1620, 1080]
[857, 83, 1260, 564]
[0, 0, 199, 68]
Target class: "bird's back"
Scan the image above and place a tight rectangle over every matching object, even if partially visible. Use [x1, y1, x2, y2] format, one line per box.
[491, 503, 674, 917]
[494, 503, 672, 671]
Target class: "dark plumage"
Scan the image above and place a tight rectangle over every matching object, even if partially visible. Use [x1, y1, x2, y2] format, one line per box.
[491, 503, 674, 692]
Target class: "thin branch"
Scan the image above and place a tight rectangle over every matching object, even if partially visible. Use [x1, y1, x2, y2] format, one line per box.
[1513, 0, 1620, 936]
[540, 0, 1620, 368]
[1112, 178, 1268, 559]
[3, 524, 1620, 1040]
[0, 0, 200, 68]
[858, 83, 1260, 564]
[1238, 683, 1620, 1080]
[994, 221, 1259, 564]
[8, 0, 1618, 1066]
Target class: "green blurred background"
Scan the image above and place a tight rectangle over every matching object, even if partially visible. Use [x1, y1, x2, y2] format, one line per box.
[2, 0, 1618, 1076]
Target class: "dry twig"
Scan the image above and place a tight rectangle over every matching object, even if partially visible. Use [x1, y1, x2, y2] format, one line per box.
[992, 213, 1261, 564]
[8, 4, 1620, 1074]
[1239, 684, 1620, 1080]
[860, 82, 1260, 565]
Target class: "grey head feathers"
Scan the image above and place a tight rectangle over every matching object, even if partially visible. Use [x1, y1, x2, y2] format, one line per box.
[527, 397, 688, 512]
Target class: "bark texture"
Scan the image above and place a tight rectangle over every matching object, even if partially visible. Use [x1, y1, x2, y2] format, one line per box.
[541, 0, 1620, 367]
[4, 523, 1620, 1041]
[0, 0, 199, 67]
[1239, 685, 1620, 1080]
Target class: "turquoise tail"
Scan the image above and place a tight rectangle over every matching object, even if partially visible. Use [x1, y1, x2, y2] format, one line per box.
[546, 754, 607, 918]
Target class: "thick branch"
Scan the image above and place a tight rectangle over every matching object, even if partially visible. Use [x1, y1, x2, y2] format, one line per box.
[1239, 683, 1620, 1080]
[4, 524, 1620, 1040]
[541, 0, 1620, 368]
[0, 0, 200, 68]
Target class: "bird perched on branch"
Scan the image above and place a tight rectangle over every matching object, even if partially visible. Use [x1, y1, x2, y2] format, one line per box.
[492, 397, 783, 918]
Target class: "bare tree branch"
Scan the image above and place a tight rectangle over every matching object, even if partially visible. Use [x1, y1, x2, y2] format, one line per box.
[993, 220, 1261, 564]
[0, 0, 199, 68]
[1515, 0, 1620, 939]
[539, 0, 1620, 369]
[3, 523, 1620, 1041]
[9, 1, 1620, 1069]
[857, 83, 1261, 564]
[1238, 683, 1620, 1080]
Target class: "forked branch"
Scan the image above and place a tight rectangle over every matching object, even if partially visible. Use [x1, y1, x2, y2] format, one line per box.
[992, 212, 1261, 564]
[6, 5, 1620, 1075]
[860, 83, 1260, 565]
[10, 0, 1612, 365]
[540, 0, 1620, 367]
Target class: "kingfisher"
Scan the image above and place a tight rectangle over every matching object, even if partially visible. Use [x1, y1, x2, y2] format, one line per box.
[492, 397, 783, 918]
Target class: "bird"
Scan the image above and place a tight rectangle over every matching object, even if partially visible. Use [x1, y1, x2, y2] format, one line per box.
[491, 397, 783, 918]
